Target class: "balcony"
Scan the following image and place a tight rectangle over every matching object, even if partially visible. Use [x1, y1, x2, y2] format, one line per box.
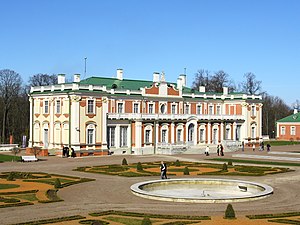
[107, 113, 245, 121]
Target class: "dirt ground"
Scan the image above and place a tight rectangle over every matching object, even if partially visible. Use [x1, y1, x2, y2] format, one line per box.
[0, 145, 299, 225]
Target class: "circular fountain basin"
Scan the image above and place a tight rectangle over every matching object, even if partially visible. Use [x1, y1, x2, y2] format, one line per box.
[131, 178, 273, 203]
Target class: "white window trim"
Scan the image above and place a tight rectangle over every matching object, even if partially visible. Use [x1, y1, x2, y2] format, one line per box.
[148, 102, 154, 114]
[44, 99, 49, 114]
[290, 126, 296, 136]
[86, 98, 96, 114]
[86, 124, 96, 145]
[55, 100, 61, 114]
[216, 104, 221, 115]
[132, 102, 140, 114]
[161, 124, 169, 143]
[160, 102, 167, 114]
[208, 104, 214, 115]
[171, 103, 177, 114]
[144, 125, 153, 145]
[185, 103, 191, 114]
[251, 105, 256, 117]
[199, 125, 206, 143]
[176, 124, 184, 142]
[116, 101, 124, 114]
[197, 104, 202, 115]
[281, 126, 286, 135]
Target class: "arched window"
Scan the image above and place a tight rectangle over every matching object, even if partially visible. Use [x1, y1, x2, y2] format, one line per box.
[161, 124, 169, 143]
[188, 123, 195, 142]
[176, 124, 184, 143]
[86, 124, 96, 145]
[144, 125, 153, 144]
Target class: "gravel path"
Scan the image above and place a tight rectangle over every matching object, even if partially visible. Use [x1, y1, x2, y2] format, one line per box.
[0, 145, 299, 225]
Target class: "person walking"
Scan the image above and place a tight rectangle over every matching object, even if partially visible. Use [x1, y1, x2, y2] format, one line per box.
[160, 161, 167, 179]
[205, 146, 210, 156]
[252, 143, 255, 151]
[220, 144, 224, 156]
[242, 141, 244, 152]
[217, 144, 220, 156]
[267, 143, 271, 152]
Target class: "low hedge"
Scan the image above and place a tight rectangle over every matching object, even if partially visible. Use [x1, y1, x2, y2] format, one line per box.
[0, 202, 34, 208]
[268, 219, 300, 224]
[10, 215, 86, 225]
[89, 210, 211, 220]
[0, 189, 38, 195]
[246, 212, 300, 219]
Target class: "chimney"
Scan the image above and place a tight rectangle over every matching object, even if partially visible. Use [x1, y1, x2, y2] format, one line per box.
[153, 72, 160, 83]
[223, 86, 228, 95]
[58, 74, 65, 84]
[117, 69, 123, 80]
[177, 77, 183, 90]
[74, 74, 80, 82]
[179, 74, 186, 87]
[294, 108, 298, 114]
[199, 86, 206, 92]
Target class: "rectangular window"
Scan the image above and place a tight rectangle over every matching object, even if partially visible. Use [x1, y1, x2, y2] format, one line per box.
[200, 129, 205, 142]
[225, 128, 230, 140]
[56, 100, 61, 114]
[87, 100, 94, 114]
[251, 105, 256, 117]
[172, 105, 176, 114]
[197, 105, 202, 114]
[291, 126, 296, 136]
[133, 103, 139, 113]
[209, 105, 213, 115]
[216, 105, 221, 115]
[185, 105, 190, 114]
[44, 100, 49, 114]
[148, 104, 153, 114]
[108, 127, 116, 147]
[145, 130, 150, 143]
[177, 129, 182, 142]
[251, 127, 256, 138]
[162, 130, 167, 143]
[117, 103, 123, 113]
[120, 126, 127, 147]
[281, 126, 286, 135]
[87, 129, 94, 144]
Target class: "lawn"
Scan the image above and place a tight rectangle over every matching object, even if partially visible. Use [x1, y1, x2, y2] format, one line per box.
[0, 153, 21, 162]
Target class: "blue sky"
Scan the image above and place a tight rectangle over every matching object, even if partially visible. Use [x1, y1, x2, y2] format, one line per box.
[1, 0, 299, 105]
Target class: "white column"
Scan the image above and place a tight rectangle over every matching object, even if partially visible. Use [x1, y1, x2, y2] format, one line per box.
[171, 123, 175, 144]
[28, 97, 33, 147]
[102, 97, 108, 149]
[233, 122, 237, 141]
[116, 124, 120, 149]
[135, 121, 142, 154]
[49, 98, 54, 149]
[71, 97, 80, 150]
[207, 122, 211, 144]
[220, 122, 224, 143]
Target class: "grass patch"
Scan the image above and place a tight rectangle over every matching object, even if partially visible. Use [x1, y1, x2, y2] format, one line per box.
[0, 183, 20, 190]
[10, 193, 38, 202]
[208, 158, 300, 167]
[246, 212, 300, 219]
[0, 154, 21, 162]
[265, 140, 300, 146]
[103, 216, 146, 225]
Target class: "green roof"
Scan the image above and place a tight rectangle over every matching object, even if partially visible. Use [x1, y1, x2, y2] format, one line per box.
[277, 112, 300, 123]
[79, 77, 155, 91]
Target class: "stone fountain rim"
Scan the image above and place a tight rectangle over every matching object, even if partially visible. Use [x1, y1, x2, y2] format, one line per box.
[130, 178, 274, 203]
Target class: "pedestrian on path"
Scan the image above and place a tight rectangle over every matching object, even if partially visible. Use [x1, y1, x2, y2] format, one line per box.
[267, 143, 271, 152]
[205, 146, 210, 156]
[252, 143, 255, 151]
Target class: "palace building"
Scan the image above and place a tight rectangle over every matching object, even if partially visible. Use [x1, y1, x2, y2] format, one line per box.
[28, 69, 263, 156]
[276, 109, 300, 141]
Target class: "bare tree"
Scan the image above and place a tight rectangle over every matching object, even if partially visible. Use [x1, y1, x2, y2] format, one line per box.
[239, 72, 262, 95]
[262, 93, 292, 137]
[192, 69, 235, 93]
[28, 73, 57, 87]
[192, 69, 211, 90]
[0, 69, 22, 143]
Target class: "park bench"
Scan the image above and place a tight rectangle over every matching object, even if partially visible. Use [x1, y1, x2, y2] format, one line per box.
[21, 155, 38, 162]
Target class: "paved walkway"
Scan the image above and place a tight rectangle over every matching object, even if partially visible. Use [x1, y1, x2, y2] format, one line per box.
[0, 145, 300, 224]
